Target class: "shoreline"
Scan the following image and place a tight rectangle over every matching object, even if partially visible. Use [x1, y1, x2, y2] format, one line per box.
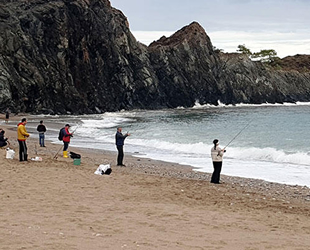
[1, 117, 310, 195]
[1, 117, 310, 249]
[3, 113, 310, 188]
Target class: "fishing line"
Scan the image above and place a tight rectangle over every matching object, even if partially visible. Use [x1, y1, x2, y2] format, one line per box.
[224, 119, 253, 149]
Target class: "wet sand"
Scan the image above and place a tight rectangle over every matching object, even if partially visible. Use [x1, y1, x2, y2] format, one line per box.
[0, 117, 310, 250]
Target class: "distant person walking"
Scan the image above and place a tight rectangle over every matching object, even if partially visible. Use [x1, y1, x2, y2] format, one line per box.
[17, 118, 30, 161]
[115, 127, 130, 166]
[61, 124, 73, 158]
[0, 129, 9, 147]
[5, 108, 10, 124]
[37, 120, 47, 147]
[210, 139, 226, 184]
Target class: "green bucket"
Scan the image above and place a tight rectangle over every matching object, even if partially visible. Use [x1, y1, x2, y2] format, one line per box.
[73, 158, 81, 165]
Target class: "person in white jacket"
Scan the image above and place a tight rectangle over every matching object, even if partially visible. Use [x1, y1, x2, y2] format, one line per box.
[210, 139, 226, 184]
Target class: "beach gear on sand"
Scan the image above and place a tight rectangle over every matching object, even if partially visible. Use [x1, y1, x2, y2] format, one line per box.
[73, 158, 81, 165]
[94, 164, 112, 175]
[69, 151, 81, 159]
[70, 151, 81, 165]
[6, 148, 15, 159]
[31, 156, 42, 161]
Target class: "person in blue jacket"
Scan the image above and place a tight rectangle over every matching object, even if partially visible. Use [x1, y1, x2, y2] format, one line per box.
[115, 127, 130, 166]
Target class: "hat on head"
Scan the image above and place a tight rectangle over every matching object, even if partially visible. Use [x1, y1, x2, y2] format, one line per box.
[213, 139, 219, 144]
[65, 124, 71, 127]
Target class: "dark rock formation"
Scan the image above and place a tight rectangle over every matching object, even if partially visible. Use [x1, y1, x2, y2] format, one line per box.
[148, 22, 221, 107]
[0, 0, 310, 114]
[0, 0, 158, 114]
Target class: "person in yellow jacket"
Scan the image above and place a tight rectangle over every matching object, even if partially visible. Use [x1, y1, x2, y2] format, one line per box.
[17, 118, 30, 161]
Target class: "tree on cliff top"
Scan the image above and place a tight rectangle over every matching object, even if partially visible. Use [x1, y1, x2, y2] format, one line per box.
[237, 44, 278, 63]
[237, 44, 252, 56]
[251, 49, 278, 63]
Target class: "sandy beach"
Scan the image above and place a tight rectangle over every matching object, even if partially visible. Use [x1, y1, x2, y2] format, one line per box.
[1, 116, 310, 250]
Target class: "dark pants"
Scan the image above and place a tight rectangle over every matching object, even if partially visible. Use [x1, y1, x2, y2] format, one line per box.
[63, 141, 69, 151]
[18, 140, 28, 161]
[39, 133, 45, 147]
[211, 161, 222, 183]
[116, 145, 124, 165]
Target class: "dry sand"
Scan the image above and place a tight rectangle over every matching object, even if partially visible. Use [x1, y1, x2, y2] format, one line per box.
[1, 117, 310, 250]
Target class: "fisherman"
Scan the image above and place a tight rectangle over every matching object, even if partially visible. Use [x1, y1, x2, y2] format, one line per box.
[17, 118, 30, 161]
[61, 124, 73, 158]
[0, 129, 9, 147]
[36, 120, 47, 147]
[210, 139, 226, 184]
[5, 108, 10, 123]
[115, 127, 130, 166]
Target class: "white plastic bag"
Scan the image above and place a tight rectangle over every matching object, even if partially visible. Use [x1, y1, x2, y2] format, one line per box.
[31, 156, 43, 161]
[94, 164, 112, 175]
[6, 148, 15, 159]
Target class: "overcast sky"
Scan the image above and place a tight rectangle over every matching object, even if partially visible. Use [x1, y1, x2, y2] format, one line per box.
[109, 0, 310, 58]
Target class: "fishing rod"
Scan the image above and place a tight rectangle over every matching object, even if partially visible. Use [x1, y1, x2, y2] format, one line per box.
[224, 119, 253, 149]
[53, 123, 81, 159]
[53, 144, 64, 160]
[71, 123, 81, 134]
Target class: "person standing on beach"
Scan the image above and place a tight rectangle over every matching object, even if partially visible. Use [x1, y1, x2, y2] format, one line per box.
[210, 139, 226, 184]
[17, 118, 30, 161]
[37, 120, 47, 147]
[5, 108, 10, 123]
[115, 127, 130, 166]
[61, 124, 73, 158]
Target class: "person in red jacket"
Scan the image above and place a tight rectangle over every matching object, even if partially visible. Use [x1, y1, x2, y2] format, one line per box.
[62, 124, 73, 158]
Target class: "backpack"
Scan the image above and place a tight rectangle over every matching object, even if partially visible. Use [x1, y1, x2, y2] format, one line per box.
[58, 128, 65, 141]
[69, 151, 81, 159]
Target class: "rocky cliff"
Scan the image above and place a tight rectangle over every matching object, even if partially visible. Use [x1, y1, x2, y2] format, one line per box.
[1, 0, 310, 114]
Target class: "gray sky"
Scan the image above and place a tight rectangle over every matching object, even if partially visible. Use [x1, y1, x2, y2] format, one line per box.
[109, 0, 310, 58]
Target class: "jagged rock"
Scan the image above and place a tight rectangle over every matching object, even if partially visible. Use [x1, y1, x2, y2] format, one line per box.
[148, 22, 220, 107]
[0, 0, 310, 114]
[0, 0, 158, 114]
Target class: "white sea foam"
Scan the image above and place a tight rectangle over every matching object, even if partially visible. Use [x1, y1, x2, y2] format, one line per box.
[191, 100, 310, 109]
[137, 142, 310, 167]
[227, 147, 310, 166]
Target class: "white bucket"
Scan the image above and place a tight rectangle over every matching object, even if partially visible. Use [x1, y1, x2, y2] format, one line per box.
[6, 148, 15, 159]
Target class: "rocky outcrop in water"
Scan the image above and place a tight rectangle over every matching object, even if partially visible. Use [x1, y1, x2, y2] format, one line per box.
[1, 0, 310, 114]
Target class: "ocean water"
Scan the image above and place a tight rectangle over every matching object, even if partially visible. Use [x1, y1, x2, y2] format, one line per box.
[19, 102, 310, 187]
